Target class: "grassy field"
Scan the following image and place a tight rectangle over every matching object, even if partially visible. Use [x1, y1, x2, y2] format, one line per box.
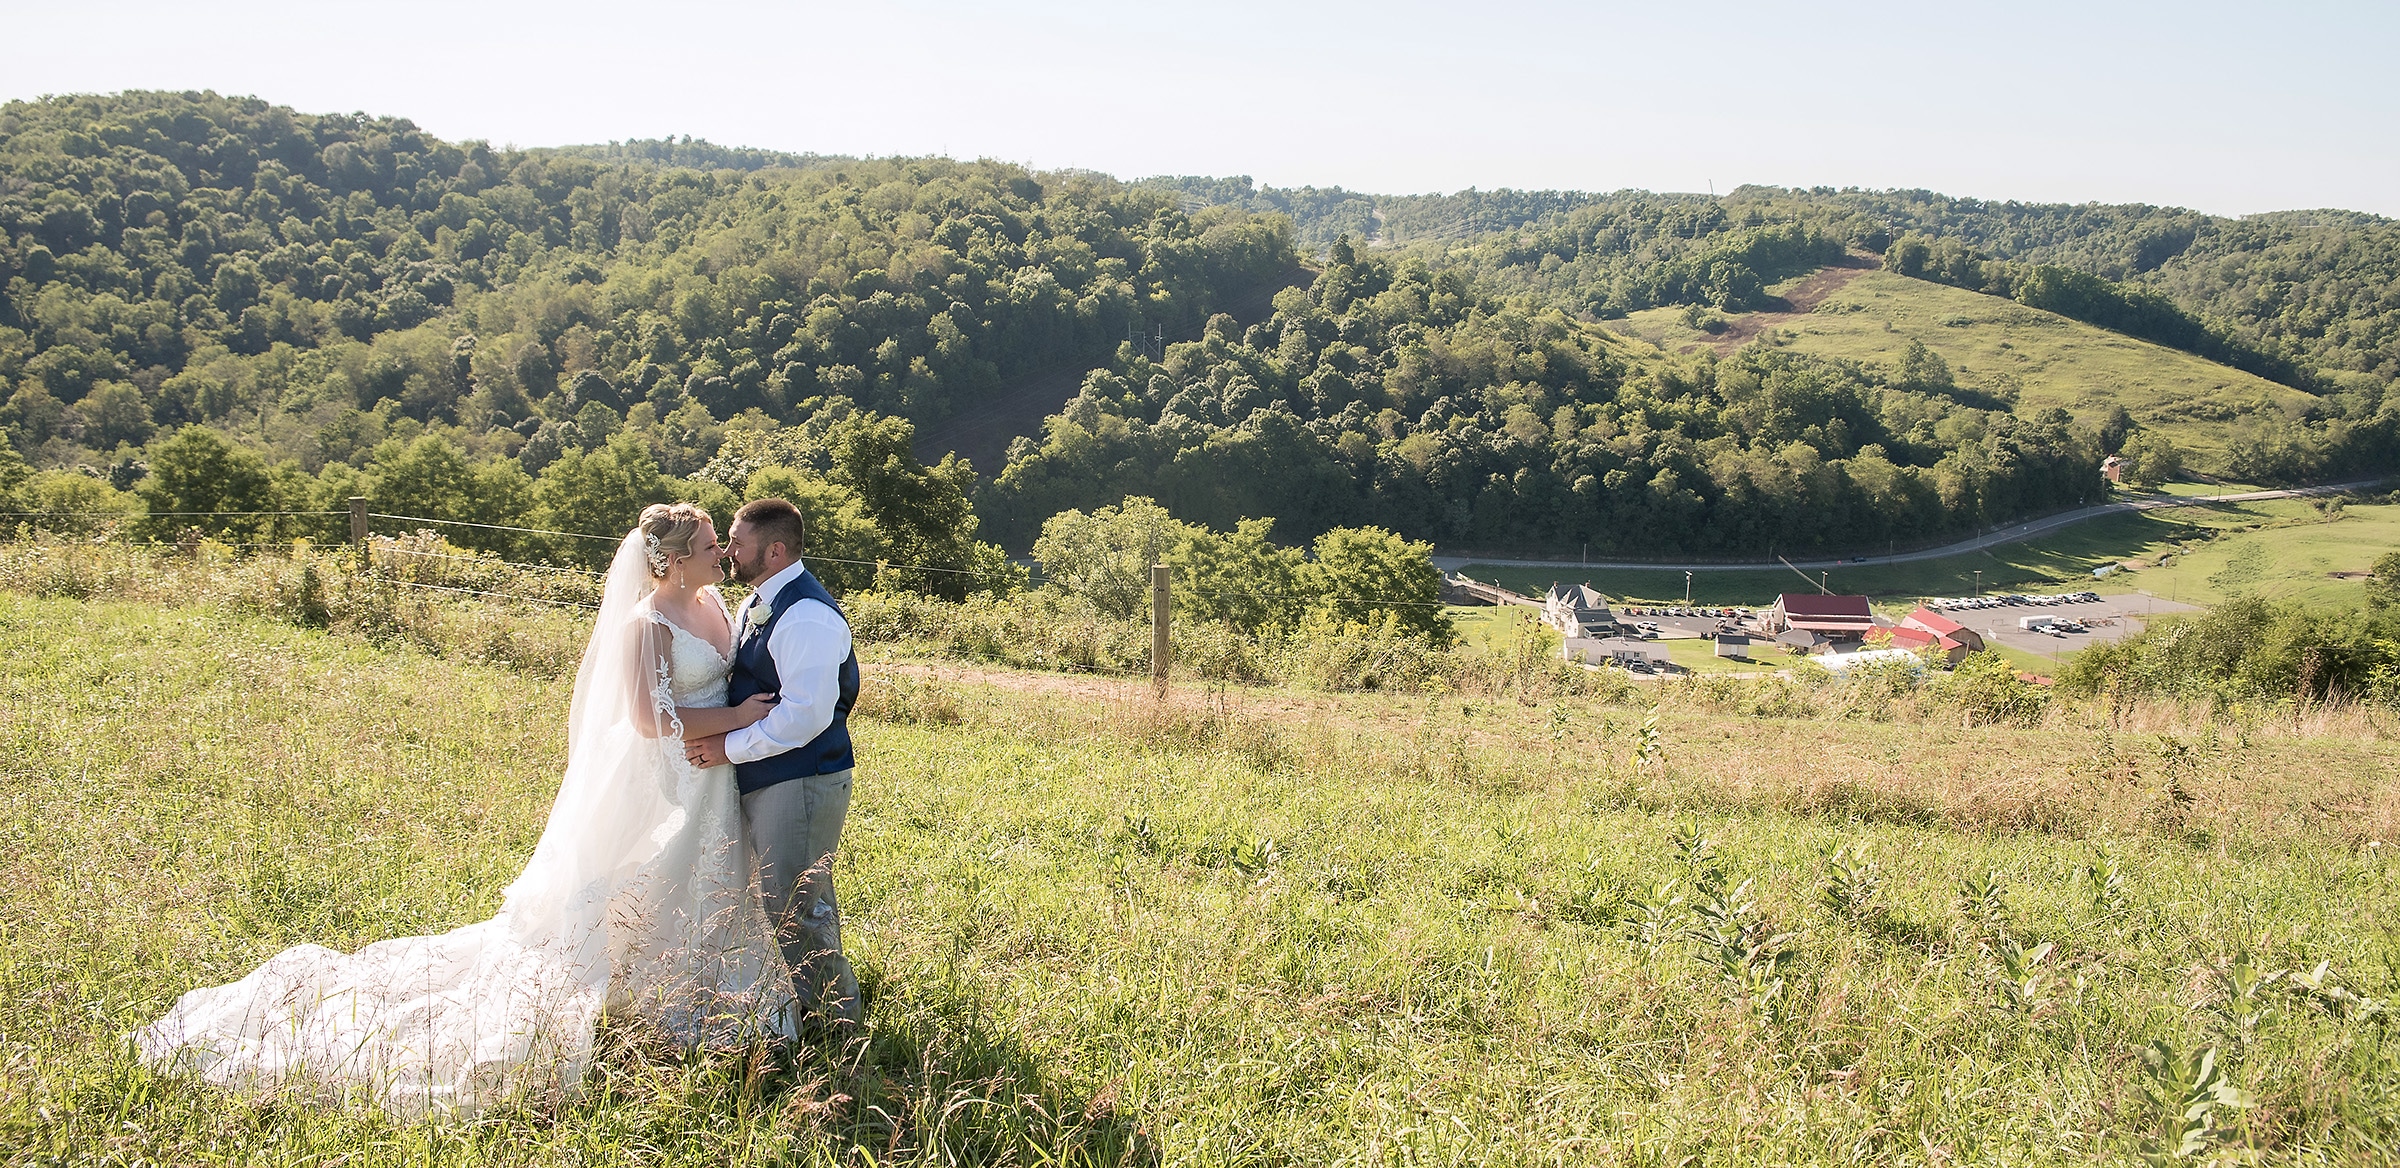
[1619, 268, 2319, 475]
[1464, 496, 2397, 612]
[7, 590, 2400, 1164]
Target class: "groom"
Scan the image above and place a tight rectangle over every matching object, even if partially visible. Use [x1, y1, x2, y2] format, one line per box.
[684, 497, 863, 1026]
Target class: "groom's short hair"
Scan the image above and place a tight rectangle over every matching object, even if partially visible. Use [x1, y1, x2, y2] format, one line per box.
[734, 498, 806, 558]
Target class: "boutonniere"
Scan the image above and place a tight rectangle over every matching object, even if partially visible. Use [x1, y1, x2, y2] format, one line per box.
[743, 603, 773, 634]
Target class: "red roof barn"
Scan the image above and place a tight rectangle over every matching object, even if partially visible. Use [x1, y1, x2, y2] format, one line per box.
[1767, 593, 1875, 638]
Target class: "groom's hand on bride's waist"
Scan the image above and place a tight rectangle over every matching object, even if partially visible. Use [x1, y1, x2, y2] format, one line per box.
[685, 733, 730, 768]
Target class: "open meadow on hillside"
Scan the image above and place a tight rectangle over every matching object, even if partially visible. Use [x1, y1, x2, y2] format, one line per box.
[1620, 270, 2319, 474]
[6, 591, 2400, 1164]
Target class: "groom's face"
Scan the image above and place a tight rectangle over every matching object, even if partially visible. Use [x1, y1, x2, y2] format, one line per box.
[725, 519, 770, 584]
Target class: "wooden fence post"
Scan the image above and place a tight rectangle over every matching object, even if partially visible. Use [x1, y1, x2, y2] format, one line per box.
[1151, 563, 1171, 696]
[349, 496, 368, 572]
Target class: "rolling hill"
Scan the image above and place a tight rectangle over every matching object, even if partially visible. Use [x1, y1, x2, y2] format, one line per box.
[1617, 265, 2321, 476]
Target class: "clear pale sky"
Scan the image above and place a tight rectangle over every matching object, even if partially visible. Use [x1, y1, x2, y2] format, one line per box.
[7, 0, 2395, 218]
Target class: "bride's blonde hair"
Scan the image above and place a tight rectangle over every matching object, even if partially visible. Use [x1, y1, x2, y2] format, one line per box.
[637, 503, 712, 578]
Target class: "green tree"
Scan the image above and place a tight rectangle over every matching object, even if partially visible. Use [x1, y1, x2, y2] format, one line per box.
[368, 435, 533, 556]
[1169, 516, 1308, 633]
[0, 442, 30, 506]
[1305, 525, 1451, 644]
[1895, 339, 1953, 391]
[18, 470, 140, 534]
[2118, 430, 2184, 487]
[529, 432, 672, 564]
[823, 413, 996, 599]
[1034, 496, 1193, 619]
[135, 427, 274, 540]
[2, 384, 69, 447]
[2096, 404, 2135, 455]
[80, 382, 154, 448]
[2369, 551, 2400, 609]
[1884, 233, 1933, 279]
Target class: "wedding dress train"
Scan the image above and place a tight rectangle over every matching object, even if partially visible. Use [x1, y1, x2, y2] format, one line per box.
[135, 535, 798, 1118]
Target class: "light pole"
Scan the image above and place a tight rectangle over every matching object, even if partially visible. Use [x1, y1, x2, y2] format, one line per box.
[1684, 570, 1693, 605]
[1973, 569, 1983, 597]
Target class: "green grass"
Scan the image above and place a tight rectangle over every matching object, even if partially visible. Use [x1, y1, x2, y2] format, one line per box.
[1657, 635, 1764, 675]
[2125, 499, 2400, 608]
[1621, 269, 2320, 475]
[8, 592, 2400, 1163]
[1446, 603, 1543, 653]
[1464, 497, 2396, 612]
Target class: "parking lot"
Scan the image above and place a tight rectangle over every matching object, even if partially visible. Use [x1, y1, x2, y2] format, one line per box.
[1608, 593, 2203, 660]
[1615, 605, 1752, 639]
[1955, 594, 2202, 657]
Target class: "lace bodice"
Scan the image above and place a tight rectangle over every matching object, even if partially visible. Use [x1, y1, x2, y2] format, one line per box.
[656, 617, 732, 708]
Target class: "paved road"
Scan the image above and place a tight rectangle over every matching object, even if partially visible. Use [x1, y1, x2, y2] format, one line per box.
[1431, 479, 2387, 574]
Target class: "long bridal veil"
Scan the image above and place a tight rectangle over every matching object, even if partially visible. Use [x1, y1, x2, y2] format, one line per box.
[136, 529, 795, 1118]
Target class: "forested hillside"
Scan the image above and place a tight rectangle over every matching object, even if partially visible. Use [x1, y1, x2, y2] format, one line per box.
[0, 91, 1291, 492]
[1161, 179, 2400, 396]
[984, 240, 2103, 553]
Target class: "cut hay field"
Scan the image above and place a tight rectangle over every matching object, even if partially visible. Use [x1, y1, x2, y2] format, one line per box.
[1619, 269, 2319, 475]
[6, 592, 2400, 1164]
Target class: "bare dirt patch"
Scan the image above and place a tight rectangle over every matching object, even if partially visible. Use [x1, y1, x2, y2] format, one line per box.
[1679, 258, 1877, 354]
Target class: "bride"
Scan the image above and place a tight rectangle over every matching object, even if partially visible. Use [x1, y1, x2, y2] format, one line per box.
[137, 503, 801, 1118]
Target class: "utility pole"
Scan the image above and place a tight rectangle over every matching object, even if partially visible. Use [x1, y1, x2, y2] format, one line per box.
[1151, 563, 1171, 697]
[1973, 569, 1983, 597]
[1684, 570, 1693, 605]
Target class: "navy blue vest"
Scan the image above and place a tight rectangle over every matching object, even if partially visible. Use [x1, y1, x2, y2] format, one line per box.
[727, 569, 859, 794]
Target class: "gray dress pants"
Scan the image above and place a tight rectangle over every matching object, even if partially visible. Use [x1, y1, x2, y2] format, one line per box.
[740, 768, 861, 1024]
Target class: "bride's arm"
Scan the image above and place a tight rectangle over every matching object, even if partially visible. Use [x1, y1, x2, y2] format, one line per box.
[622, 619, 778, 739]
[675, 692, 776, 739]
[669, 586, 773, 739]
[624, 617, 683, 740]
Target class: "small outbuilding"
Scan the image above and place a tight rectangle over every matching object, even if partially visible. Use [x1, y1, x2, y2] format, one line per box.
[1713, 631, 1753, 659]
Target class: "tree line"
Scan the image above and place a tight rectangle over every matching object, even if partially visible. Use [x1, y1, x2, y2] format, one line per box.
[982, 240, 2107, 554]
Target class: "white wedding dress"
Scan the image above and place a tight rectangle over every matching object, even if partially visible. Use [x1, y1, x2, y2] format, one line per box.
[136, 536, 798, 1119]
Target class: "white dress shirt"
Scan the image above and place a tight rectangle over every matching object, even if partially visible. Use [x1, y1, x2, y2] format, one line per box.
[723, 558, 853, 765]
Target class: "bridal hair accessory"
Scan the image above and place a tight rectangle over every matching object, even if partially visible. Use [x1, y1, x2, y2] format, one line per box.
[644, 532, 671, 578]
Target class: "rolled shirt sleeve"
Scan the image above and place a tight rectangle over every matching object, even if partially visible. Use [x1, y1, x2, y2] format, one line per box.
[722, 597, 851, 765]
